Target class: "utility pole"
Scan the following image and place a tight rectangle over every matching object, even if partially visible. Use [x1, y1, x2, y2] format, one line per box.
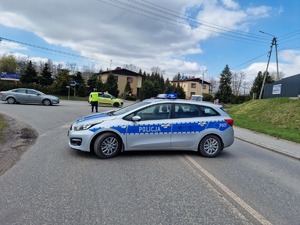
[259, 31, 279, 99]
[200, 69, 207, 95]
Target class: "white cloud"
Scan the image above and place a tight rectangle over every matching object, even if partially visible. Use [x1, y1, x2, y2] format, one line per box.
[0, 0, 277, 79]
[221, 0, 239, 10]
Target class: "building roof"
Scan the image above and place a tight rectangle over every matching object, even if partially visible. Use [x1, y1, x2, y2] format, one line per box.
[171, 77, 210, 85]
[100, 67, 143, 77]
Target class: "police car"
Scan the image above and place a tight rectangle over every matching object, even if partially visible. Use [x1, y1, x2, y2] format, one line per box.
[68, 94, 234, 159]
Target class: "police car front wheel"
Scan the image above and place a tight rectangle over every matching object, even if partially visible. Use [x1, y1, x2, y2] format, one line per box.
[199, 135, 222, 157]
[94, 133, 121, 159]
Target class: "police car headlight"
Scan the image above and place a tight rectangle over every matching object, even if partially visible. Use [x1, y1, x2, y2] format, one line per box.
[73, 123, 99, 131]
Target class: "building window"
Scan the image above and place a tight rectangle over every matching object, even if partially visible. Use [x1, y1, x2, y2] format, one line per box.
[191, 83, 196, 88]
[202, 84, 206, 89]
[114, 76, 118, 82]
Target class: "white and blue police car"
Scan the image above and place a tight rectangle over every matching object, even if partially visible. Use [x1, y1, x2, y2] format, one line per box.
[68, 94, 234, 159]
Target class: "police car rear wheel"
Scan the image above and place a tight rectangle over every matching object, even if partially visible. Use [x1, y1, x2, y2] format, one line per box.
[94, 133, 121, 159]
[199, 135, 222, 157]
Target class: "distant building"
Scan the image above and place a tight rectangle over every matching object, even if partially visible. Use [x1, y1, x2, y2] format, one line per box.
[171, 78, 211, 99]
[263, 74, 300, 98]
[99, 67, 143, 98]
[0, 72, 20, 81]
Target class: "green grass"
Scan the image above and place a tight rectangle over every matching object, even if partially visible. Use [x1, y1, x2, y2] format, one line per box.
[226, 98, 300, 143]
[0, 115, 7, 144]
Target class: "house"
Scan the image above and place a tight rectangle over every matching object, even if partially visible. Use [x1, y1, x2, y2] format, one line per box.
[99, 67, 143, 98]
[171, 78, 211, 99]
[263, 74, 300, 98]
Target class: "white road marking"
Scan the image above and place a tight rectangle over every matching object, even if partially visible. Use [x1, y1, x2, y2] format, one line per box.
[185, 155, 273, 225]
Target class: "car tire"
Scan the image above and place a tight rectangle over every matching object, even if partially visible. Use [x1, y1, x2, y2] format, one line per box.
[43, 99, 51, 106]
[7, 97, 16, 104]
[94, 133, 121, 159]
[199, 135, 222, 157]
[113, 102, 120, 107]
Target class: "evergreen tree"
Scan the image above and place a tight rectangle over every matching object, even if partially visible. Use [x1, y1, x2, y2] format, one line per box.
[40, 63, 54, 86]
[250, 71, 274, 99]
[77, 83, 87, 97]
[20, 61, 38, 84]
[87, 74, 98, 90]
[53, 69, 71, 95]
[215, 65, 232, 103]
[140, 80, 154, 100]
[175, 84, 186, 99]
[106, 73, 119, 97]
[124, 81, 131, 94]
[73, 71, 84, 86]
[96, 77, 105, 92]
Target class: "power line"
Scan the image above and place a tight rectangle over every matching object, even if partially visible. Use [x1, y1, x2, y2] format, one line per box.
[97, 0, 269, 46]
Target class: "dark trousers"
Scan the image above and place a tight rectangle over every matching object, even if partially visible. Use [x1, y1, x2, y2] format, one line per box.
[91, 101, 98, 112]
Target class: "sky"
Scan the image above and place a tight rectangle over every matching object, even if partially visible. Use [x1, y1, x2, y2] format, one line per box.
[0, 0, 299, 85]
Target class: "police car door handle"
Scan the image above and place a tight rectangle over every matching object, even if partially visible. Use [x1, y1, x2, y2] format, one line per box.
[162, 124, 170, 128]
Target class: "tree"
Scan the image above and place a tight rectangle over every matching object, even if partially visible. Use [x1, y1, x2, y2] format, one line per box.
[77, 83, 87, 97]
[87, 74, 98, 91]
[232, 72, 246, 95]
[53, 69, 71, 95]
[175, 84, 186, 99]
[20, 61, 38, 84]
[215, 65, 232, 103]
[106, 73, 119, 97]
[140, 80, 154, 100]
[0, 55, 18, 73]
[40, 63, 54, 86]
[124, 81, 131, 94]
[250, 71, 274, 99]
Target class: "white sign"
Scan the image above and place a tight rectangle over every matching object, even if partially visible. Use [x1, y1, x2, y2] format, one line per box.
[272, 84, 281, 95]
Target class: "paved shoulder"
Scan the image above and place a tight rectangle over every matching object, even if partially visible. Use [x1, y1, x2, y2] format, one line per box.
[234, 126, 300, 160]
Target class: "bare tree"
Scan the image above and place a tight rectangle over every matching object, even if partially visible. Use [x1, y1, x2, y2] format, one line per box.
[66, 62, 78, 76]
[151, 66, 165, 76]
[232, 72, 246, 95]
[270, 71, 285, 81]
[208, 77, 218, 94]
[123, 64, 141, 73]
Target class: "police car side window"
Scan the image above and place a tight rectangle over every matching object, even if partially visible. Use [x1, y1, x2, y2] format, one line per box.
[199, 106, 220, 117]
[174, 104, 200, 118]
[132, 104, 171, 121]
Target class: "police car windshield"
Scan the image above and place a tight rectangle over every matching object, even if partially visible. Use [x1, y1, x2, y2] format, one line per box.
[113, 101, 151, 116]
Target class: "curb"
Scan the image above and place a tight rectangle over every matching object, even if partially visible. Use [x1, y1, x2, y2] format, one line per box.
[236, 137, 300, 161]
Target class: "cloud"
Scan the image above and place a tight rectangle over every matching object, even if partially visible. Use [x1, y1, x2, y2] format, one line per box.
[0, 0, 275, 79]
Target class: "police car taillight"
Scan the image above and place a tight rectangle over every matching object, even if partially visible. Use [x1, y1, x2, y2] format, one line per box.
[225, 119, 234, 127]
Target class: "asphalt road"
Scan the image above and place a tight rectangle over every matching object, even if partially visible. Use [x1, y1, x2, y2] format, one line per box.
[0, 100, 299, 225]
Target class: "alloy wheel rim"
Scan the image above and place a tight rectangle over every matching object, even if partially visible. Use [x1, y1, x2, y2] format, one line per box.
[101, 137, 118, 156]
[203, 138, 218, 155]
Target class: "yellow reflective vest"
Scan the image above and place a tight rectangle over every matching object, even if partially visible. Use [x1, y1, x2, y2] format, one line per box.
[90, 92, 99, 102]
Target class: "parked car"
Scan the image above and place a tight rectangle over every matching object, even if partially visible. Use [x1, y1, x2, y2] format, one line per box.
[89, 92, 123, 107]
[69, 94, 234, 159]
[0, 88, 60, 106]
[191, 95, 203, 101]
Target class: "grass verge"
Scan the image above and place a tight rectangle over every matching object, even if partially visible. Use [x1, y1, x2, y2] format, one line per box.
[226, 98, 300, 143]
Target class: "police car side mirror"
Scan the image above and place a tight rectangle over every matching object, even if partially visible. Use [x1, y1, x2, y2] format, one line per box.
[132, 115, 141, 122]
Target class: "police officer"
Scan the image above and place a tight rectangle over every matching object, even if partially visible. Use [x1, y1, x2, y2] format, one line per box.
[90, 91, 99, 113]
